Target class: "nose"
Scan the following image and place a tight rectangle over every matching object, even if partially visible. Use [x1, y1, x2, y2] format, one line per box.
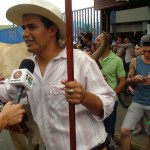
[22, 28, 30, 39]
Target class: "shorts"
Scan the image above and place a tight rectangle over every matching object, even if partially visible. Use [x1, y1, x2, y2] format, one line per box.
[121, 102, 150, 135]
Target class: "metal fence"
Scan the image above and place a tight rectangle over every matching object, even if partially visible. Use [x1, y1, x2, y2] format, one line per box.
[62, 7, 101, 43]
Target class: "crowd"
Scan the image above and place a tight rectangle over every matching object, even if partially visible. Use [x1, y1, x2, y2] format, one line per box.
[0, 0, 150, 150]
[76, 30, 150, 150]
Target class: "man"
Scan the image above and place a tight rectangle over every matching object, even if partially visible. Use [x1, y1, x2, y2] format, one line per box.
[113, 34, 126, 64]
[120, 34, 150, 150]
[1, 0, 116, 149]
[96, 32, 126, 146]
[128, 41, 145, 136]
[117, 36, 135, 73]
[0, 101, 25, 132]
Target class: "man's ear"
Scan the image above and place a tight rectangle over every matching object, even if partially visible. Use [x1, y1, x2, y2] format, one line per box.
[48, 25, 58, 37]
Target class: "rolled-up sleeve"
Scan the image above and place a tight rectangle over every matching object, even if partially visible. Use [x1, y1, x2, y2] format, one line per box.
[0, 79, 16, 103]
[84, 58, 116, 120]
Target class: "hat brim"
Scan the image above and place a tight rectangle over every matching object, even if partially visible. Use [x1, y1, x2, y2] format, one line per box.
[6, 4, 66, 41]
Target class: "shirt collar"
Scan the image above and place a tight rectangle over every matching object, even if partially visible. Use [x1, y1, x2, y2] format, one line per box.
[31, 47, 67, 63]
[52, 47, 67, 60]
[100, 51, 114, 62]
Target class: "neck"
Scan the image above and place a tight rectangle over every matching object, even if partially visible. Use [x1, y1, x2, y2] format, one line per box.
[100, 49, 110, 60]
[142, 55, 150, 64]
[37, 44, 63, 64]
[36, 44, 63, 77]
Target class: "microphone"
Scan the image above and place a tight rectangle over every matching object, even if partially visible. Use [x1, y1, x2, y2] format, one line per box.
[9, 59, 35, 104]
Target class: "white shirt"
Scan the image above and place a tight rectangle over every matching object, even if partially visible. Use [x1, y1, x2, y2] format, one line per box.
[0, 48, 116, 150]
[118, 43, 135, 63]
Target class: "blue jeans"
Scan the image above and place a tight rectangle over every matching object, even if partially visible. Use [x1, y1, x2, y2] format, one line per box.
[104, 101, 118, 138]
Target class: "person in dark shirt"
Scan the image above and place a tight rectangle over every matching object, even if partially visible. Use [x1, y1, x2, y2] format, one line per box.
[81, 32, 94, 54]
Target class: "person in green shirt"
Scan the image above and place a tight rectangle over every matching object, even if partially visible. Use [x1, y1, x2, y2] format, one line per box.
[95, 31, 126, 146]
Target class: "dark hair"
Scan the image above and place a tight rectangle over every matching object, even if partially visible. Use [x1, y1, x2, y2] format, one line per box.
[135, 41, 141, 47]
[40, 15, 59, 41]
[81, 32, 93, 41]
[117, 34, 124, 39]
[125, 36, 133, 42]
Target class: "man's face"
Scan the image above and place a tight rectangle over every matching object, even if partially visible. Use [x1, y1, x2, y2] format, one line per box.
[117, 37, 123, 44]
[134, 44, 142, 56]
[81, 36, 88, 44]
[142, 46, 150, 60]
[22, 14, 53, 54]
[96, 34, 103, 47]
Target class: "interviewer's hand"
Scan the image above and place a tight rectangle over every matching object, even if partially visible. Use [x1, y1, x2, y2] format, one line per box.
[1, 101, 25, 126]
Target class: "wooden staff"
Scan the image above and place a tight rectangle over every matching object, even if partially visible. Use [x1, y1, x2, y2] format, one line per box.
[65, 0, 76, 150]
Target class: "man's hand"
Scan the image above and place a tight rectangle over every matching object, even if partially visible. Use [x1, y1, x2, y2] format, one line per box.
[142, 76, 150, 85]
[61, 80, 87, 105]
[131, 75, 144, 83]
[61, 79, 103, 116]
[128, 86, 135, 94]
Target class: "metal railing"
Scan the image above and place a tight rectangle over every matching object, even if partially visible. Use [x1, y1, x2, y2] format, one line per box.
[62, 7, 101, 42]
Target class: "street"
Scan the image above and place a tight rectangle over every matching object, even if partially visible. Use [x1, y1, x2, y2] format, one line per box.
[0, 129, 45, 150]
[115, 101, 147, 149]
[0, 101, 147, 149]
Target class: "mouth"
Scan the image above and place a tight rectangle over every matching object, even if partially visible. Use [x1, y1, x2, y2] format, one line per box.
[25, 40, 33, 47]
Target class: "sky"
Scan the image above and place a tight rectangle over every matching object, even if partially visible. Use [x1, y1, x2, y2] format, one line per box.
[0, 0, 93, 25]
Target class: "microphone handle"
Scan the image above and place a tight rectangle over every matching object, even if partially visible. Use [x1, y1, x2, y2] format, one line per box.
[15, 86, 28, 121]
[15, 86, 24, 104]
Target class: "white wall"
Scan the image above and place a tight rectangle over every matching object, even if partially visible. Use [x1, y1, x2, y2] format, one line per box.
[116, 7, 150, 23]
[111, 6, 150, 34]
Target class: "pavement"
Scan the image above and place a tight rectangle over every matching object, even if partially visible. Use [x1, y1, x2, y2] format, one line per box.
[114, 101, 147, 150]
[0, 129, 45, 150]
[0, 101, 147, 150]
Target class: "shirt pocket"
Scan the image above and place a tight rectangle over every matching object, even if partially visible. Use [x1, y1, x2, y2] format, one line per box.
[49, 84, 65, 95]
[48, 84, 68, 114]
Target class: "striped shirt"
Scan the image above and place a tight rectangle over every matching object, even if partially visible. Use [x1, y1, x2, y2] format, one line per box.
[0, 48, 116, 150]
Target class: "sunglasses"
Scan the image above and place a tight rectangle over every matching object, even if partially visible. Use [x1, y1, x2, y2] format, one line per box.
[143, 50, 150, 53]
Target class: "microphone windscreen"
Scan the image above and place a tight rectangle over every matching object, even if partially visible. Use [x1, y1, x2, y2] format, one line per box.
[19, 59, 35, 73]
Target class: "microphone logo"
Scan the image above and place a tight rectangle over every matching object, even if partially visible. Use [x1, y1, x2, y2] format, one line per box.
[13, 70, 22, 79]
[26, 75, 33, 87]
[9, 69, 34, 91]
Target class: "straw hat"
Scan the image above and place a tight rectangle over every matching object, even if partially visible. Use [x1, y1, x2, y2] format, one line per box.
[6, 0, 66, 41]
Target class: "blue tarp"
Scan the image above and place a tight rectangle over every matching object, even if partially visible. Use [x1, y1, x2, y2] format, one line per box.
[0, 26, 23, 44]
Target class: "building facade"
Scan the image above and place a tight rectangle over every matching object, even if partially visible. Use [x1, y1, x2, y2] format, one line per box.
[111, 6, 150, 35]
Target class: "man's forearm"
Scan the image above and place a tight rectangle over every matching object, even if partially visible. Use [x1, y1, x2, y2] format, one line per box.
[127, 77, 135, 85]
[114, 77, 126, 95]
[81, 91, 103, 116]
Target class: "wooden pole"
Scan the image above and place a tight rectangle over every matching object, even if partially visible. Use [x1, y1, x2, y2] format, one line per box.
[65, 0, 76, 150]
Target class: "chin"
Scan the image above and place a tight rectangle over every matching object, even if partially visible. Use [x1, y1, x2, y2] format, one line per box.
[27, 48, 34, 53]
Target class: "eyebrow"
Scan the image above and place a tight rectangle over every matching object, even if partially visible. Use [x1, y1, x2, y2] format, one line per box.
[143, 50, 150, 52]
[22, 23, 36, 29]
